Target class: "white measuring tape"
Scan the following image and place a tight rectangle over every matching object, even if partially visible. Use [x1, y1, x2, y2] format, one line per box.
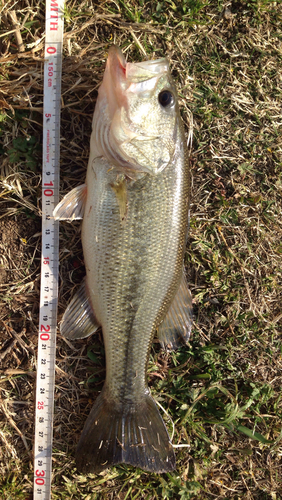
[34, 2, 64, 499]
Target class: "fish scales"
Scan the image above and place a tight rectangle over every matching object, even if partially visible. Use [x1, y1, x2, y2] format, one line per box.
[53, 45, 193, 473]
[83, 135, 189, 403]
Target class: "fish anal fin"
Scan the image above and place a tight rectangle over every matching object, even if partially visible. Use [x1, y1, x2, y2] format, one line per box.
[53, 184, 87, 221]
[75, 390, 176, 474]
[60, 278, 100, 340]
[158, 272, 193, 350]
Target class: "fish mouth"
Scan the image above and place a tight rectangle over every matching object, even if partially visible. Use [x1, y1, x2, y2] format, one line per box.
[107, 45, 169, 84]
[106, 45, 127, 82]
[126, 57, 169, 83]
[95, 46, 176, 175]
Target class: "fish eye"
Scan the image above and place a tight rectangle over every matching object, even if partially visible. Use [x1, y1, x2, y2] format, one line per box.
[158, 90, 174, 108]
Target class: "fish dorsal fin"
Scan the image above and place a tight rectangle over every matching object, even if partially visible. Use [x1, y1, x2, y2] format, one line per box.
[60, 278, 100, 340]
[53, 184, 87, 221]
[157, 272, 193, 350]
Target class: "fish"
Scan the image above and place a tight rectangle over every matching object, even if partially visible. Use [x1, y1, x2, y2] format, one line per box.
[53, 45, 193, 474]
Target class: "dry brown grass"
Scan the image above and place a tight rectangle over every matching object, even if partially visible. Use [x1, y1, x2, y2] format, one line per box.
[0, 0, 282, 499]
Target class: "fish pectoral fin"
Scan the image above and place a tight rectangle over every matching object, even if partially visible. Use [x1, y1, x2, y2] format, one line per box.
[60, 278, 100, 340]
[53, 184, 87, 221]
[110, 175, 128, 223]
[158, 271, 193, 350]
[75, 391, 176, 474]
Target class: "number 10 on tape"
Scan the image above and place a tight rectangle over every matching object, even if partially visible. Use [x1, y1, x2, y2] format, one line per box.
[34, 2, 64, 499]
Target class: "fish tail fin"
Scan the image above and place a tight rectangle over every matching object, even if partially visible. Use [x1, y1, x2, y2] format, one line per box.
[75, 390, 176, 473]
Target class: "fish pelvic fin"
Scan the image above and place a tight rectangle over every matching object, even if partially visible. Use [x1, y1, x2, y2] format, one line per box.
[53, 184, 87, 221]
[75, 390, 176, 474]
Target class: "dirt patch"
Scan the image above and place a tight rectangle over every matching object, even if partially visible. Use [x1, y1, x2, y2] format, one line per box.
[0, 214, 41, 481]
[0, 215, 40, 325]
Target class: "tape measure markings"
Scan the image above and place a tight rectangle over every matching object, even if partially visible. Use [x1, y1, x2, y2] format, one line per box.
[34, 2, 65, 499]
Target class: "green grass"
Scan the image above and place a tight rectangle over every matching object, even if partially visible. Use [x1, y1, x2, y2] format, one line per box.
[0, 0, 282, 498]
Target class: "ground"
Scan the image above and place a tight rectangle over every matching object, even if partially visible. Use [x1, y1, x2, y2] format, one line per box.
[0, 1, 282, 499]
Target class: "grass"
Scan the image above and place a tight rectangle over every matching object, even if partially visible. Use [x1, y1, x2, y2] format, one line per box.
[0, 0, 282, 498]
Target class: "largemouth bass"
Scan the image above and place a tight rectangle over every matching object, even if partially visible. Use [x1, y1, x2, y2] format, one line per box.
[54, 46, 193, 474]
